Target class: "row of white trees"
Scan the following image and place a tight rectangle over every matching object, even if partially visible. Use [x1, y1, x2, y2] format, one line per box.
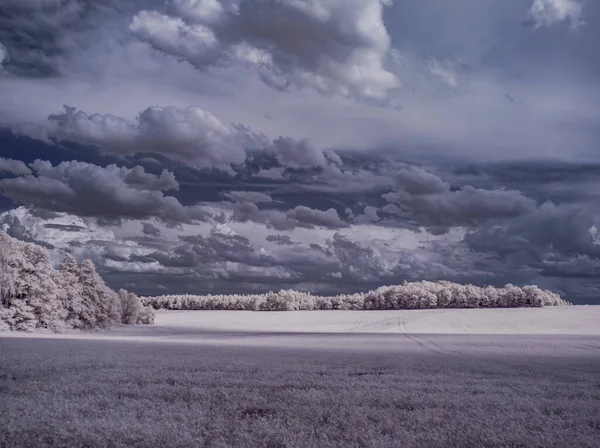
[0, 232, 154, 332]
[142, 281, 570, 311]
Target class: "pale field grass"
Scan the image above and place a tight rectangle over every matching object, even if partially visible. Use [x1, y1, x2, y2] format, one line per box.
[1, 335, 599, 448]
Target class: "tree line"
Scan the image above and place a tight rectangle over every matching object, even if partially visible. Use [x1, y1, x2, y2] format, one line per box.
[0, 232, 154, 332]
[142, 281, 570, 311]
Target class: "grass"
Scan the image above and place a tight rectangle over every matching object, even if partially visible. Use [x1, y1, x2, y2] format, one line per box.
[0, 337, 599, 447]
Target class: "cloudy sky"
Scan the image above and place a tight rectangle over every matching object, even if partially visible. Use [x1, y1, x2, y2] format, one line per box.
[1, 0, 599, 303]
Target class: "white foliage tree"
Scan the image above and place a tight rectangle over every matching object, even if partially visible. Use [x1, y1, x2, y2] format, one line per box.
[119, 289, 155, 324]
[57, 252, 85, 329]
[0, 232, 154, 332]
[76, 259, 121, 329]
[0, 232, 64, 331]
[143, 281, 571, 312]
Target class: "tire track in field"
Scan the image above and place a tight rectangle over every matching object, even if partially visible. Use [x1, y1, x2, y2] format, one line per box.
[396, 314, 449, 356]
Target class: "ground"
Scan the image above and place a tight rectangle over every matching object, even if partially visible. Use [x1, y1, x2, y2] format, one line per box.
[1, 307, 599, 447]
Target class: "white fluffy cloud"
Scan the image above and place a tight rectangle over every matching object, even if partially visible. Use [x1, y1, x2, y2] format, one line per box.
[528, 0, 584, 27]
[130, 0, 400, 102]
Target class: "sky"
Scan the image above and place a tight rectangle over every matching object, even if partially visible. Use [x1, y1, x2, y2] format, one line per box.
[0, 0, 599, 303]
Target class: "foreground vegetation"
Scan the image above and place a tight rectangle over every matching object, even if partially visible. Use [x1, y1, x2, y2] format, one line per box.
[0, 232, 154, 332]
[143, 282, 571, 311]
[0, 337, 598, 448]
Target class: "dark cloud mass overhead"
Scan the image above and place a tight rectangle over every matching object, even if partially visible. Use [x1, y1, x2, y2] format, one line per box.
[0, 0, 599, 304]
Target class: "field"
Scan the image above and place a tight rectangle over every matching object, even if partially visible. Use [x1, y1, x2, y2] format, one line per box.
[1, 307, 600, 448]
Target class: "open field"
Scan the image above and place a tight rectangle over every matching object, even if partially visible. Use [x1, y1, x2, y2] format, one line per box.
[1, 307, 600, 447]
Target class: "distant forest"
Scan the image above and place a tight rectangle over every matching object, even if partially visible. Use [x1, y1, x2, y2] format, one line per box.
[144, 282, 570, 311]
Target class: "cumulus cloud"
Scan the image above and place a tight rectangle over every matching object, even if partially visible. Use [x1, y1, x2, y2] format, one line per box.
[48, 105, 255, 171]
[222, 190, 272, 203]
[353, 206, 380, 224]
[226, 200, 348, 230]
[144, 226, 277, 273]
[270, 136, 328, 169]
[48, 105, 137, 144]
[327, 233, 382, 282]
[382, 166, 537, 229]
[129, 10, 221, 68]
[136, 105, 249, 169]
[286, 206, 349, 230]
[123, 166, 179, 191]
[0, 160, 205, 223]
[527, 0, 584, 28]
[45, 104, 351, 174]
[130, 0, 400, 102]
[0, 158, 32, 176]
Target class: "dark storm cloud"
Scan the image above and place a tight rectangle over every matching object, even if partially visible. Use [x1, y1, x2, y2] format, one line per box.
[0, 157, 32, 176]
[0, 0, 124, 77]
[142, 222, 161, 236]
[266, 234, 294, 246]
[122, 165, 179, 192]
[0, 160, 206, 223]
[326, 234, 382, 282]
[45, 104, 352, 175]
[43, 223, 87, 232]
[352, 206, 381, 224]
[47, 105, 254, 171]
[131, 229, 293, 284]
[464, 202, 600, 266]
[104, 226, 474, 296]
[227, 201, 349, 231]
[172, 230, 276, 268]
[222, 190, 272, 203]
[382, 166, 536, 229]
[445, 160, 600, 205]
